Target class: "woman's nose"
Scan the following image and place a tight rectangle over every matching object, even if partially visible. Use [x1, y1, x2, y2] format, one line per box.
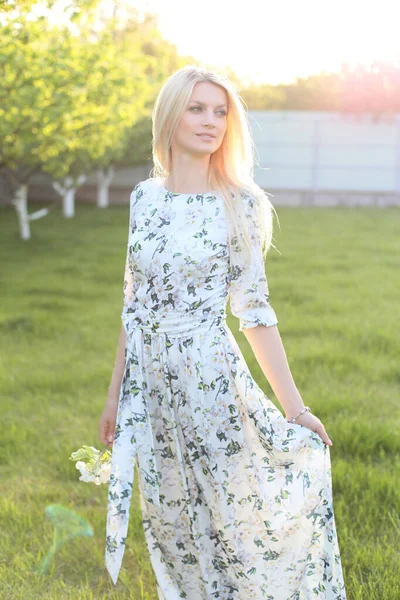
[202, 111, 216, 126]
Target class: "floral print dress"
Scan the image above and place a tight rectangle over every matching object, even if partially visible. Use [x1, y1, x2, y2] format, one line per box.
[105, 177, 346, 599]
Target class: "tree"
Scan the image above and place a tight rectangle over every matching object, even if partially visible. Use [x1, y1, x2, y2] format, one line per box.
[87, 7, 185, 206]
[0, 0, 152, 231]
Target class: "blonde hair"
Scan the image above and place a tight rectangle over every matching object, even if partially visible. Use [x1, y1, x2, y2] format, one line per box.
[149, 64, 279, 267]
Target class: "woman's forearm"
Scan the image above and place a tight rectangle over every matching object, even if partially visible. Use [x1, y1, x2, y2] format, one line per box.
[242, 324, 305, 419]
[106, 323, 126, 405]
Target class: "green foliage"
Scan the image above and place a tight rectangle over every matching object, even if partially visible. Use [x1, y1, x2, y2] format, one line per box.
[69, 445, 111, 466]
[240, 62, 400, 116]
[0, 2, 180, 188]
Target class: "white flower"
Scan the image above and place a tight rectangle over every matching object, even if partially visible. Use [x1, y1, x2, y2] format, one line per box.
[99, 462, 112, 482]
[76, 461, 96, 483]
[71, 445, 112, 485]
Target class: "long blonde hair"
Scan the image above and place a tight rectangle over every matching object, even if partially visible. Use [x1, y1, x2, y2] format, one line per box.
[149, 65, 279, 267]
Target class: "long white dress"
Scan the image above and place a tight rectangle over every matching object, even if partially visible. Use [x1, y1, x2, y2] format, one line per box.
[105, 177, 347, 599]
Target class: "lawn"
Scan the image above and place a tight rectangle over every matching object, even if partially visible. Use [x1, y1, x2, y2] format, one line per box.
[0, 200, 399, 599]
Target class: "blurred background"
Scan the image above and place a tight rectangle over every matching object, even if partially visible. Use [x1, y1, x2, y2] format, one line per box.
[1, 0, 400, 227]
[1, 2, 399, 599]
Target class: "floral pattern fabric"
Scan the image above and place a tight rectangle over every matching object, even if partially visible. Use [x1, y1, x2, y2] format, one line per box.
[105, 177, 346, 599]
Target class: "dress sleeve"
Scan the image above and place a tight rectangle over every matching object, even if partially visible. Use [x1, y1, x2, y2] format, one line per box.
[121, 186, 138, 326]
[229, 193, 278, 332]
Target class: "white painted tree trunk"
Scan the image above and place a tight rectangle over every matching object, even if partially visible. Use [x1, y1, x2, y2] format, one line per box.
[96, 167, 115, 208]
[12, 184, 30, 240]
[64, 188, 75, 218]
[52, 175, 86, 218]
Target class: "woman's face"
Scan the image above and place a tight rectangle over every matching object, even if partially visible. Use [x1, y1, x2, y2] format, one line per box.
[172, 81, 228, 157]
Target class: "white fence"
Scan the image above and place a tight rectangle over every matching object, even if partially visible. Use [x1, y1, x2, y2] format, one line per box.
[248, 111, 400, 205]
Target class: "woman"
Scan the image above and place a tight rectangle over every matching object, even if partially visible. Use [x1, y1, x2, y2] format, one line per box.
[99, 65, 347, 599]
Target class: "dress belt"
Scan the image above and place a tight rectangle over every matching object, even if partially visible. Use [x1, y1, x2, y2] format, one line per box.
[105, 314, 227, 585]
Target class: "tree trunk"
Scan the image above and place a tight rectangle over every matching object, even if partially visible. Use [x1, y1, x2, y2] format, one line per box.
[12, 184, 30, 240]
[52, 175, 86, 218]
[64, 187, 75, 218]
[96, 167, 115, 208]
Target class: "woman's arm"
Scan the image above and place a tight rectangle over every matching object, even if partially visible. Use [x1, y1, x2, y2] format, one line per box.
[100, 186, 139, 447]
[106, 186, 139, 406]
[106, 324, 126, 405]
[243, 324, 333, 446]
[228, 192, 332, 446]
[243, 324, 303, 417]
[99, 324, 126, 447]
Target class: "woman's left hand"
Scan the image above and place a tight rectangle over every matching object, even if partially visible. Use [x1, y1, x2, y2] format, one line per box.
[288, 411, 333, 446]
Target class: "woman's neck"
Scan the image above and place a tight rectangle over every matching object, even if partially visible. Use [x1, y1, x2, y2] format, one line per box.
[163, 175, 212, 195]
[165, 157, 212, 193]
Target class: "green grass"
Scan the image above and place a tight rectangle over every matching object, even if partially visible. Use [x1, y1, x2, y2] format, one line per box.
[0, 201, 399, 599]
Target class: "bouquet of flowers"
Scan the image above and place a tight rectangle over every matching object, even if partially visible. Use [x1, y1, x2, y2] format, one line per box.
[69, 445, 112, 485]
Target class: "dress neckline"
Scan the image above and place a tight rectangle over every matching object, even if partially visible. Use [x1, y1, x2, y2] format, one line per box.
[155, 177, 217, 197]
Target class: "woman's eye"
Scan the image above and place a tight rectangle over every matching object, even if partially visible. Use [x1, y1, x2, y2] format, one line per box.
[189, 107, 227, 116]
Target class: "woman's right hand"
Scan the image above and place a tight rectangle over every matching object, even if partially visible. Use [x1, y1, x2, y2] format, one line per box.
[99, 400, 118, 448]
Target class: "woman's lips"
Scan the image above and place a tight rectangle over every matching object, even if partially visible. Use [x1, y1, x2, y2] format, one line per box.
[197, 134, 215, 141]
